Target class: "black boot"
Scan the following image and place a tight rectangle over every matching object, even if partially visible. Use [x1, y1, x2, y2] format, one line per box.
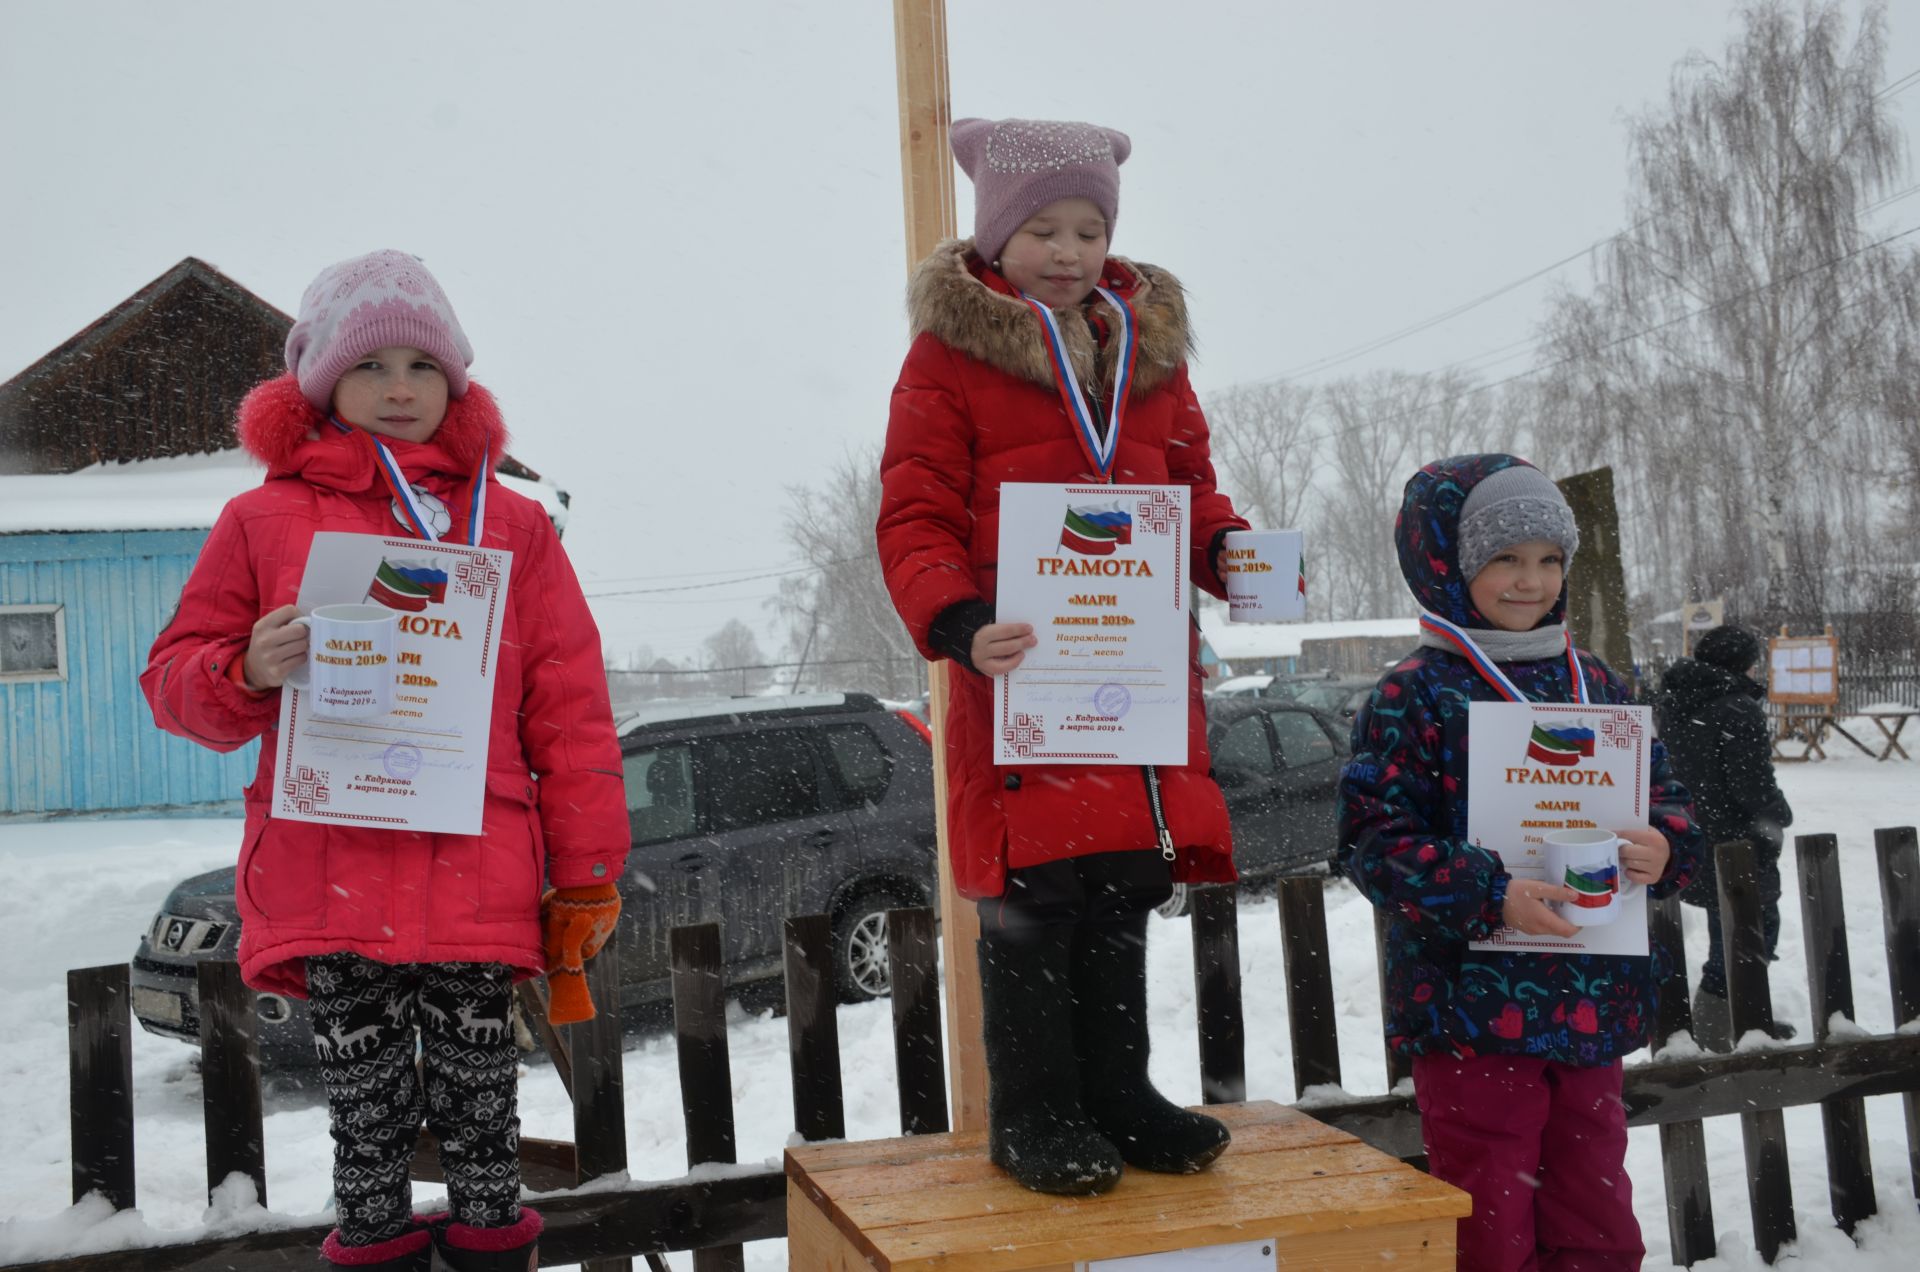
[978, 927, 1123, 1195]
[1072, 914, 1230, 1174]
[429, 1209, 541, 1271]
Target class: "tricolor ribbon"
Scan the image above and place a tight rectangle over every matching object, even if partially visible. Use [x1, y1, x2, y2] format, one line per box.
[1018, 284, 1139, 482]
[1417, 610, 1591, 704]
[330, 417, 489, 545]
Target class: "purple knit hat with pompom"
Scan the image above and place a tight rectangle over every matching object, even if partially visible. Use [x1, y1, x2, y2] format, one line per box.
[285, 250, 472, 409]
[951, 117, 1131, 265]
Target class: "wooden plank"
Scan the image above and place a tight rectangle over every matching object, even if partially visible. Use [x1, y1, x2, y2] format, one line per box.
[1371, 907, 1410, 1088]
[2, 1170, 788, 1272]
[891, 0, 981, 1140]
[1718, 839, 1795, 1262]
[887, 905, 949, 1136]
[1191, 883, 1246, 1104]
[574, 933, 633, 1272]
[66, 964, 134, 1211]
[516, 975, 572, 1097]
[1796, 833, 1876, 1234]
[783, 913, 846, 1143]
[410, 1131, 577, 1194]
[1278, 876, 1341, 1094]
[671, 923, 744, 1272]
[1875, 824, 1920, 1204]
[1648, 893, 1715, 1266]
[194, 961, 264, 1209]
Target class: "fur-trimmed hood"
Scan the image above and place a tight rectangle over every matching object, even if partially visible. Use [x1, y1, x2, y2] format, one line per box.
[234, 372, 509, 490]
[907, 238, 1194, 399]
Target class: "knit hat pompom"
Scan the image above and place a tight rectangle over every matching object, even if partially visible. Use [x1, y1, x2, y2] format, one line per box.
[951, 117, 1130, 265]
[1694, 625, 1762, 674]
[1456, 462, 1581, 583]
[285, 250, 472, 410]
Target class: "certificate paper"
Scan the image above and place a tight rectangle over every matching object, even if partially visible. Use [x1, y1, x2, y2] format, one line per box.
[1465, 702, 1653, 957]
[273, 531, 512, 834]
[993, 483, 1188, 766]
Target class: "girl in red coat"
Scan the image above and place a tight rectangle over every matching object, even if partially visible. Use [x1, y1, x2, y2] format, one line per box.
[142, 251, 628, 1272]
[877, 118, 1249, 1195]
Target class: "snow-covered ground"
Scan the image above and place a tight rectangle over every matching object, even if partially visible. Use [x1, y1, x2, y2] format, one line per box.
[1, 738, 1916, 1270]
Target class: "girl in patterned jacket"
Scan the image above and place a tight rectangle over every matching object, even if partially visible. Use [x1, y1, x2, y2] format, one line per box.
[1338, 454, 1700, 1272]
[142, 251, 628, 1272]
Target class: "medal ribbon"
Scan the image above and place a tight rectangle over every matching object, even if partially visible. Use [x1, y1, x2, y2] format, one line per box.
[1418, 610, 1591, 704]
[1019, 284, 1139, 481]
[329, 417, 489, 545]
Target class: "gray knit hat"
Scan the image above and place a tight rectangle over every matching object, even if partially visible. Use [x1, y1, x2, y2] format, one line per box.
[1457, 464, 1580, 582]
[951, 117, 1131, 265]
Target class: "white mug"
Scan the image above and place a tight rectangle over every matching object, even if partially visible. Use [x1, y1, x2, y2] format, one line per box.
[1542, 828, 1642, 927]
[1221, 528, 1307, 623]
[285, 604, 397, 721]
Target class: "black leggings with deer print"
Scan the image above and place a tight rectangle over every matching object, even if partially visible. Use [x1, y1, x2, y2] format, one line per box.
[305, 953, 521, 1246]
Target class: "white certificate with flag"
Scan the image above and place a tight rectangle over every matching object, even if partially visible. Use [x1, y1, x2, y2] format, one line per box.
[992, 482, 1189, 766]
[272, 531, 512, 834]
[1465, 702, 1653, 957]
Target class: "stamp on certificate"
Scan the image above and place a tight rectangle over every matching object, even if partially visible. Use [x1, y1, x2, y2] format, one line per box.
[383, 742, 423, 779]
[1092, 683, 1132, 718]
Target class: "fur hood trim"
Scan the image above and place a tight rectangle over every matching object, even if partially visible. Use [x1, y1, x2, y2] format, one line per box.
[907, 239, 1194, 398]
[235, 373, 508, 477]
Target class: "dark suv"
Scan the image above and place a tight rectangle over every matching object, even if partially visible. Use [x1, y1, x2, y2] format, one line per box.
[130, 692, 937, 1069]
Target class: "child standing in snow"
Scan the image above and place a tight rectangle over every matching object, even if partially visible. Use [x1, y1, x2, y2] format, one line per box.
[876, 117, 1249, 1195]
[142, 250, 628, 1271]
[1339, 454, 1701, 1271]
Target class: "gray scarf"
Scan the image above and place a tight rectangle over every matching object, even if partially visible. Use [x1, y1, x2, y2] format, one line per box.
[1417, 616, 1570, 663]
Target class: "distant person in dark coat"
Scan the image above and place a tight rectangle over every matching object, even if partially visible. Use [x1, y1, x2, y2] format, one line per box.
[1652, 624, 1795, 1048]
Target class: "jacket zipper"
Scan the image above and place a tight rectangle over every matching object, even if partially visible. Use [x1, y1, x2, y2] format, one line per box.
[1142, 765, 1175, 860]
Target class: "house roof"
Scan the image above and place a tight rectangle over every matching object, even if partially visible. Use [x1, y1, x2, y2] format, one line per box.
[1198, 606, 1420, 662]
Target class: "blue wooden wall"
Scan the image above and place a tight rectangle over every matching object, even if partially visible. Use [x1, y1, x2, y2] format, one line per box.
[1, 529, 259, 815]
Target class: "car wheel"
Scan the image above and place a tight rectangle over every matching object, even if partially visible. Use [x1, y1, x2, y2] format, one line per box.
[1153, 882, 1190, 920]
[833, 885, 913, 1002]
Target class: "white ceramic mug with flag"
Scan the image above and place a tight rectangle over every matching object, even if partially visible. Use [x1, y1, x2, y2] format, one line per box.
[1543, 828, 1641, 926]
[285, 603, 397, 721]
[1221, 529, 1307, 623]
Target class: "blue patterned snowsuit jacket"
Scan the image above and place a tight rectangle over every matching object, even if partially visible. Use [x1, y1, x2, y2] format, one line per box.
[1337, 454, 1702, 1065]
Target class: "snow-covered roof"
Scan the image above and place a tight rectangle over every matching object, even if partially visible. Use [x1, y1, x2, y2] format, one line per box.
[1198, 608, 1420, 661]
[0, 449, 567, 535]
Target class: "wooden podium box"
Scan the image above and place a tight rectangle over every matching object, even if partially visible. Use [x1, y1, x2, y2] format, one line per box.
[785, 1100, 1469, 1270]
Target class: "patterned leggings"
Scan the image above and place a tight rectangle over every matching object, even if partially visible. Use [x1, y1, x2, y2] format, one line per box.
[305, 953, 522, 1245]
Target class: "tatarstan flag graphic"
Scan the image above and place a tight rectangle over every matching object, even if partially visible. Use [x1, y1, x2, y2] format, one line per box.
[367, 559, 448, 612]
[1526, 723, 1595, 766]
[1563, 863, 1618, 907]
[1060, 505, 1131, 556]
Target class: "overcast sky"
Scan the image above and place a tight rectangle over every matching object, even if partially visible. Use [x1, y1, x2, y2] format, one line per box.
[5, 2, 1917, 665]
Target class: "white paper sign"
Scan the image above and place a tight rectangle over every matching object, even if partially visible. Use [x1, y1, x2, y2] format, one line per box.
[1465, 702, 1653, 957]
[993, 483, 1189, 766]
[272, 531, 512, 834]
[1084, 1239, 1277, 1271]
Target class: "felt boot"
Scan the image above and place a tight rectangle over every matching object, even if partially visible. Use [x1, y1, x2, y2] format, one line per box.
[978, 927, 1123, 1195]
[321, 1222, 433, 1270]
[1692, 984, 1732, 1052]
[1072, 914, 1231, 1174]
[429, 1209, 542, 1272]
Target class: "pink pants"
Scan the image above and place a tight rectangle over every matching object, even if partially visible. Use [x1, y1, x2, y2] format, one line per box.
[1413, 1054, 1643, 1272]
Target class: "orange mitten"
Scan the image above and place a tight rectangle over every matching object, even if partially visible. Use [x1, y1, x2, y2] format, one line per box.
[541, 884, 621, 1025]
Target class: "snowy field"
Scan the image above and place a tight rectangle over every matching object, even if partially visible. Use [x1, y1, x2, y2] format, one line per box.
[1, 738, 1916, 1270]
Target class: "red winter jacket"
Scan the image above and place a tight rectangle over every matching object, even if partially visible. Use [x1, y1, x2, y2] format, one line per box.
[141, 375, 629, 997]
[877, 241, 1249, 900]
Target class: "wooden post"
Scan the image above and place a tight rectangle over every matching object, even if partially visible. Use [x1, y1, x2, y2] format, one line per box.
[886, 906, 950, 1135]
[67, 965, 135, 1211]
[782, 914, 847, 1143]
[1558, 467, 1634, 676]
[892, 0, 983, 1134]
[573, 937, 633, 1272]
[1717, 839, 1795, 1261]
[671, 924, 744, 1272]
[195, 961, 265, 1210]
[1647, 894, 1715, 1266]
[1795, 833, 1876, 1233]
[1278, 876, 1342, 1095]
[1874, 824, 1920, 1204]
[1190, 884, 1246, 1104]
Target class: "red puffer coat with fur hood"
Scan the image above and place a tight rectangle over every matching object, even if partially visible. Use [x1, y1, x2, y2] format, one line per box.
[877, 241, 1248, 900]
[141, 375, 629, 997]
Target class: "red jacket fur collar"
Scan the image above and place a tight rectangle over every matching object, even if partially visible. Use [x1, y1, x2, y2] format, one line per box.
[235, 372, 509, 490]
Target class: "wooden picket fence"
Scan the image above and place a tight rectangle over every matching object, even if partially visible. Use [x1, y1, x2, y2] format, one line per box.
[17, 824, 1920, 1270]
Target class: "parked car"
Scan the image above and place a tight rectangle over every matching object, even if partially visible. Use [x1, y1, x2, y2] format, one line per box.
[130, 692, 938, 1069]
[1207, 673, 1275, 698]
[1262, 672, 1378, 722]
[1158, 698, 1351, 918]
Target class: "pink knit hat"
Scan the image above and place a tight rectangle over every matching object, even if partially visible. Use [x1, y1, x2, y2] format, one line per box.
[284, 250, 473, 409]
[951, 117, 1131, 265]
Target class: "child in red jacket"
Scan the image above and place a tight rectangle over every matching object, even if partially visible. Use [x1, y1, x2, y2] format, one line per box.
[141, 251, 628, 1272]
[876, 118, 1249, 1195]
